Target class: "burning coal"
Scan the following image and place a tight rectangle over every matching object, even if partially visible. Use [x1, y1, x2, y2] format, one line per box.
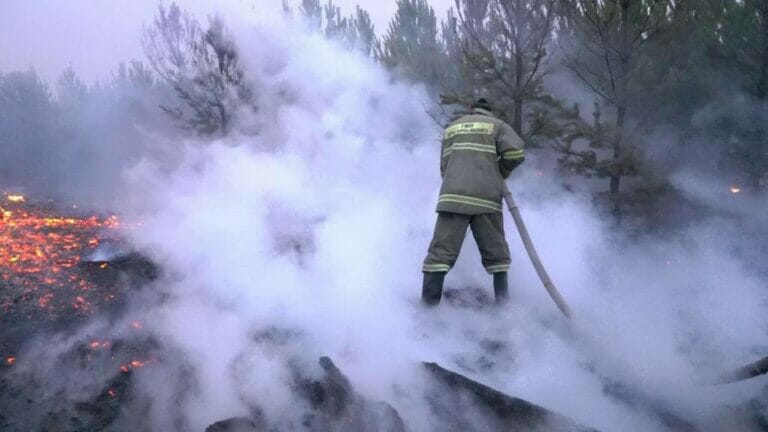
[0, 195, 121, 319]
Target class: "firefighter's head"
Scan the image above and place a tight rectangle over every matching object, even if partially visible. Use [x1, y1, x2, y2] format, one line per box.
[471, 98, 495, 114]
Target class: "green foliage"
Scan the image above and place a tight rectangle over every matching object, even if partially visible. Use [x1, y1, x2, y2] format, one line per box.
[346, 7, 377, 57]
[559, 0, 671, 108]
[377, 0, 447, 90]
[56, 66, 88, 108]
[112, 60, 156, 90]
[720, 0, 768, 98]
[8, 0, 765, 213]
[633, 0, 768, 191]
[142, 3, 252, 136]
[0, 70, 58, 183]
[290, 0, 377, 56]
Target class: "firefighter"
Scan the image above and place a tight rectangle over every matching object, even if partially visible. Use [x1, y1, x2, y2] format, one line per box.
[422, 98, 525, 305]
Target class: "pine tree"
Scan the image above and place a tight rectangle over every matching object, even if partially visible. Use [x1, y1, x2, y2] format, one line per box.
[377, 0, 447, 90]
[345, 6, 376, 57]
[558, 0, 671, 223]
[446, 0, 557, 135]
[292, 1, 376, 56]
[0, 69, 59, 188]
[56, 66, 88, 108]
[142, 3, 252, 135]
[715, 0, 768, 190]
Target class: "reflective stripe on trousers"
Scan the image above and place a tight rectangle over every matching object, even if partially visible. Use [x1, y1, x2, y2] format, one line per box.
[423, 211, 510, 274]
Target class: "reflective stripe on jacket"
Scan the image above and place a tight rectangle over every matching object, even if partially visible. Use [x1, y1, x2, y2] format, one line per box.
[437, 108, 524, 215]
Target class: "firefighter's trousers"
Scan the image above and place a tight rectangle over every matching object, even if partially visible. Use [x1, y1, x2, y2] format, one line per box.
[422, 211, 510, 274]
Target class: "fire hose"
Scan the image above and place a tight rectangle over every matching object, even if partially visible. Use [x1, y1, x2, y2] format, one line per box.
[502, 181, 768, 384]
[501, 181, 572, 319]
[715, 354, 768, 384]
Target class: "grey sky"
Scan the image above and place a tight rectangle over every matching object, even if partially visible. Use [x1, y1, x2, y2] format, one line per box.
[0, 0, 455, 85]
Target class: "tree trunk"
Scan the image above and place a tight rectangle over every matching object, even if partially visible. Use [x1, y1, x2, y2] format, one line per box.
[514, 43, 524, 134]
[218, 101, 228, 135]
[759, 0, 768, 100]
[611, 0, 631, 226]
[756, 1, 768, 191]
[610, 108, 623, 225]
[593, 102, 601, 129]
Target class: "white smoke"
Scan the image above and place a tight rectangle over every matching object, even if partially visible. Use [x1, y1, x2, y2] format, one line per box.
[120, 13, 767, 431]
[7, 4, 768, 431]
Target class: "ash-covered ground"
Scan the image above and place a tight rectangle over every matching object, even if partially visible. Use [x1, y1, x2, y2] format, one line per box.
[0, 195, 600, 432]
[1, 193, 767, 432]
[0, 196, 159, 431]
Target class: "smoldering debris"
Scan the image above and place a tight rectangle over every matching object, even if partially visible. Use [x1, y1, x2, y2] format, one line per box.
[2, 248, 768, 431]
[424, 362, 598, 432]
[0, 196, 157, 366]
[206, 417, 264, 432]
[204, 356, 604, 432]
[0, 195, 161, 431]
[0, 332, 162, 431]
[2, 311, 606, 432]
[0, 196, 157, 324]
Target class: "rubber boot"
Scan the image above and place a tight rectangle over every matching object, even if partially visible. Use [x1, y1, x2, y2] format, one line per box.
[493, 272, 509, 304]
[421, 272, 446, 306]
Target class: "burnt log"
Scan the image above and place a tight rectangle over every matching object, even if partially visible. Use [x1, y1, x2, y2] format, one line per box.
[41, 369, 141, 432]
[206, 356, 406, 432]
[424, 362, 598, 432]
[293, 356, 406, 432]
[205, 417, 262, 432]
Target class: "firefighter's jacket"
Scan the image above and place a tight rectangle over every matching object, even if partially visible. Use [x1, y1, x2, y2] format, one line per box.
[437, 108, 525, 215]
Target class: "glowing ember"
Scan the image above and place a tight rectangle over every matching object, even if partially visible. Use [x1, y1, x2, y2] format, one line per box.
[6, 194, 25, 203]
[730, 185, 741, 194]
[6, 356, 15, 365]
[107, 388, 117, 398]
[120, 359, 151, 373]
[89, 340, 111, 350]
[0, 198, 121, 319]
[130, 320, 143, 330]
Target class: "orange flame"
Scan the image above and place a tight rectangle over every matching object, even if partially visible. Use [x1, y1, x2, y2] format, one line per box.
[730, 185, 741, 194]
[6, 356, 16, 365]
[6, 194, 25, 203]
